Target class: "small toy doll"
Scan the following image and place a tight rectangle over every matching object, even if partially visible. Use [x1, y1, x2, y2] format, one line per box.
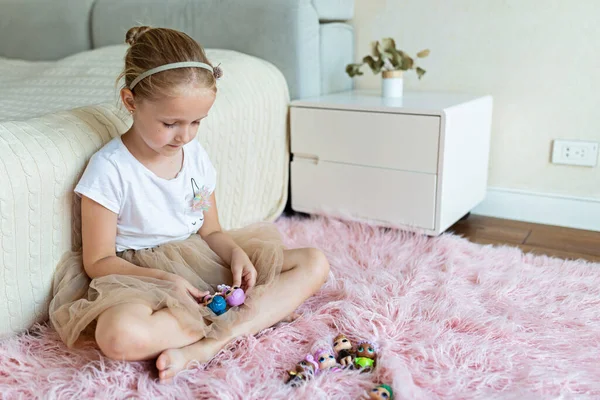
[314, 348, 342, 372]
[333, 334, 355, 366]
[217, 284, 246, 307]
[354, 340, 377, 371]
[366, 384, 394, 400]
[286, 355, 319, 386]
[201, 294, 227, 316]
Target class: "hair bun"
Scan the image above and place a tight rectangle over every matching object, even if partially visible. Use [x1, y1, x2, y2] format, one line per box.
[125, 26, 152, 46]
[213, 64, 223, 80]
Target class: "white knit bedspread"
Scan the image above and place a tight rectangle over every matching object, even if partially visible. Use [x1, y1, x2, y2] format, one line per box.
[0, 45, 290, 337]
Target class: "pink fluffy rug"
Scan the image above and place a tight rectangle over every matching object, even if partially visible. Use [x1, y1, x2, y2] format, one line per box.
[1, 216, 600, 399]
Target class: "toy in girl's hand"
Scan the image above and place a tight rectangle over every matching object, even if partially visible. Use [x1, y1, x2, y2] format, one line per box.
[201, 284, 245, 316]
[217, 284, 246, 307]
[286, 355, 319, 386]
[354, 340, 377, 371]
[202, 294, 227, 316]
[314, 348, 341, 372]
[333, 334, 355, 366]
[200, 294, 212, 306]
[367, 384, 394, 400]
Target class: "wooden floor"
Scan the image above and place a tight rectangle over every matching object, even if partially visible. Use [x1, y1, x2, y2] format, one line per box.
[448, 215, 600, 263]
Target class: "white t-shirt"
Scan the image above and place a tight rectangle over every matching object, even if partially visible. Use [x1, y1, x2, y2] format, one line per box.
[74, 136, 217, 252]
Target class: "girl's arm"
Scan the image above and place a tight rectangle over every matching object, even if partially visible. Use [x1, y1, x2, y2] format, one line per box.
[198, 192, 240, 265]
[80, 197, 171, 279]
[81, 196, 206, 300]
[198, 192, 257, 289]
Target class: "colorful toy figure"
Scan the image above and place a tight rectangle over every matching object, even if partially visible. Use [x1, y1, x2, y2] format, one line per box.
[201, 284, 246, 315]
[202, 294, 227, 315]
[314, 348, 341, 372]
[354, 340, 377, 370]
[333, 334, 354, 366]
[286, 355, 319, 386]
[217, 284, 246, 307]
[200, 294, 212, 306]
[368, 384, 394, 400]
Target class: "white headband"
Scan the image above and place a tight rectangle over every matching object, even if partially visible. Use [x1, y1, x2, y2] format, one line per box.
[129, 61, 216, 90]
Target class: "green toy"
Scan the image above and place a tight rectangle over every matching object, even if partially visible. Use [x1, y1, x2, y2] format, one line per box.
[368, 384, 394, 400]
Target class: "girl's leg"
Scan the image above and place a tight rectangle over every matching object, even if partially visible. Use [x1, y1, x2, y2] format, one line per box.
[156, 247, 329, 382]
[95, 303, 204, 361]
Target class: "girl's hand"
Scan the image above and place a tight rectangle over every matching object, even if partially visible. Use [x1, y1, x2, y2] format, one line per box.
[162, 272, 209, 301]
[230, 248, 257, 291]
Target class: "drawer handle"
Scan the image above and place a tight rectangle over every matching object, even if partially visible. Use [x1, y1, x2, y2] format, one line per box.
[293, 153, 320, 164]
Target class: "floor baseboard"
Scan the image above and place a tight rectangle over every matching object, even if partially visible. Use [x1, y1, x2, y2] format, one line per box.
[472, 187, 600, 232]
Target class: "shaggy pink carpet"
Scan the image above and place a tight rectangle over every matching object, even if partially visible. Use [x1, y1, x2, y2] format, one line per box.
[1, 216, 600, 399]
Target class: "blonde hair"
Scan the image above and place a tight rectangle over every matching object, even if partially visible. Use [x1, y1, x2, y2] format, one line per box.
[118, 26, 217, 100]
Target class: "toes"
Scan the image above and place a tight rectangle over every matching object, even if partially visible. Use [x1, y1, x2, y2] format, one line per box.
[156, 352, 171, 371]
[159, 368, 176, 383]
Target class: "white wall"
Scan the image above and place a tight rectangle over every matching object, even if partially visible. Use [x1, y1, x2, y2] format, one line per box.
[352, 0, 600, 208]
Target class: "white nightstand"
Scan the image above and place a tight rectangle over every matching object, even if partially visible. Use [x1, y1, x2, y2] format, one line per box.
[289, 90, 493, 235]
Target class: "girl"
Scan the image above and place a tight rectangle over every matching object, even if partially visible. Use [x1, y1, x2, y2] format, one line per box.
[49, 26, 330, 383]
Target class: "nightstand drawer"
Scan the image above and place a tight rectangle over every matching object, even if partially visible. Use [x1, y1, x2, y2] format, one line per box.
[291, 107, 440, 174]
[291, 160, 437, 230]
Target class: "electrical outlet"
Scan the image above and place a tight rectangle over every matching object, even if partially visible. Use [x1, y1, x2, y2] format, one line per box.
[551, 140, 598, 167]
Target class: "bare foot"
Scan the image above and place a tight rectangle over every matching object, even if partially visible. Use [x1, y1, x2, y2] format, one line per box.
[156, 348, 188, 384]
[156, 337, 228, 383]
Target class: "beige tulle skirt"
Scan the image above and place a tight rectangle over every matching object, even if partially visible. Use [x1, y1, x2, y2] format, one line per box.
[49, 223, 285, 348]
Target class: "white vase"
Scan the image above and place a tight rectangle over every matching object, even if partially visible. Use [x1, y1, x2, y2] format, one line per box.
[381, 70, 404, 98]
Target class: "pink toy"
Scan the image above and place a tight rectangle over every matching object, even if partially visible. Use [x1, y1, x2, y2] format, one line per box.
[200, 294, 213, 305]
[303, 354, 320, 373]
[314, 348, 342, 372]
[217, 284, 246, 307]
